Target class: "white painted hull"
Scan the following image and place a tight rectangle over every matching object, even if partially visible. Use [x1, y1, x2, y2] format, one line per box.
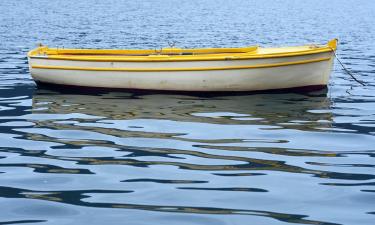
[28, 43, 336, 92]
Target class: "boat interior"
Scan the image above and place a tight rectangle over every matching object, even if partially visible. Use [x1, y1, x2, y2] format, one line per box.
[28, 39, 337, 60]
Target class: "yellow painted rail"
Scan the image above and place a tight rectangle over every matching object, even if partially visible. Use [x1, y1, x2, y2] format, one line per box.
[28, 39, 338, 62]
[31, 57, 331, 72]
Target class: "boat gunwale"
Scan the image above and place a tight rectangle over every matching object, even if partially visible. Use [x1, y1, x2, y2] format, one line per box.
[28, 39, 337, 63]
[29, 47, 334, 62]
[28, 39, 337, 62]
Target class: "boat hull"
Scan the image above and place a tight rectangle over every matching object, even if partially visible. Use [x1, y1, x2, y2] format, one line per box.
[29, 54, 334, 92]
[28, 39, 337, 92]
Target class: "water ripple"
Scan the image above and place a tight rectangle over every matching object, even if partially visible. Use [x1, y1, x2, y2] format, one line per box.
[1, 0, 375, 225]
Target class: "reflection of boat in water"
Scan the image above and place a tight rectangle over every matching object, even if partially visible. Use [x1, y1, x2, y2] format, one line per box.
[28, 88, 335, 174]
[28, 40, 337, 92]
[31, 88, 332, 129]
[27, 89, 339, 180]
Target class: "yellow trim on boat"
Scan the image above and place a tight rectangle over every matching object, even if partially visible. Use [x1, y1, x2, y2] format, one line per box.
[46, 46, 259, 55]
[28, 39, 338, 63]
[28, 46, 258, 57]
[31, 57, 332, 72]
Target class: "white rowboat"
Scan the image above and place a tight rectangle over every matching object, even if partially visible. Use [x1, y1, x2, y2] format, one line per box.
[28, 39, 337, 92]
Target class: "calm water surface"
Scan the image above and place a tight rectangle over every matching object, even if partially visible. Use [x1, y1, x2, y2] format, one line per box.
[0, 0, 374, 225]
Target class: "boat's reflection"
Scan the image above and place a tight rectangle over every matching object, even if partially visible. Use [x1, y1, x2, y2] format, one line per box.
[31, 88, 332, 129]
[29, 88, 335, 161]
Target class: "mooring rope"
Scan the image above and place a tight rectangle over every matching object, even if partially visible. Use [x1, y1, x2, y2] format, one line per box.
[330, 47, 366, 86]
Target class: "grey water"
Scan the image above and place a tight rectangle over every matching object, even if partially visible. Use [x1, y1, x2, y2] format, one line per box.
[0, 0, 374, 224]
